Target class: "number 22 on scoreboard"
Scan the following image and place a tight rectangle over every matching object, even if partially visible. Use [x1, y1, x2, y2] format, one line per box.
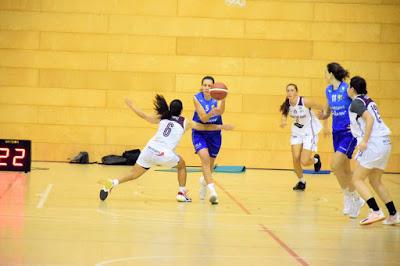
[0, 148, 26, 167]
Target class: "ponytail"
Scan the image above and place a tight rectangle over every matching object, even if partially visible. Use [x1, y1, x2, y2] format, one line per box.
[153, 94, 183, 120]
[154, 94, 171, 119]
[280, 98, 290, 117]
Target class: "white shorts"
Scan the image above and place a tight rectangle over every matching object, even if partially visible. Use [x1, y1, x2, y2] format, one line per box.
[290, 133, 318, 152]
[136, 146, 180, 169]
[355, 136, 391, 170]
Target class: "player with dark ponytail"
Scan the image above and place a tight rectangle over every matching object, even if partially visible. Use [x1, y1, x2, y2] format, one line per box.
[98, 94, 233, 203]
[318, 62, 365, 218]
[280, 83, 324, 191]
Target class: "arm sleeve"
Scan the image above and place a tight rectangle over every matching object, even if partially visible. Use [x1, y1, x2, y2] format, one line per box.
[350, 99, 367, 116]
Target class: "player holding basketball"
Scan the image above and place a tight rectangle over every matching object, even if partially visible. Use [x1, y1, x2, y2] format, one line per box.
[280, 83, 324, 191]
[318, 63, 365, 218]
[98, 94, 232, 202]
[348, 76, 399, 225]
[192, 76, 226, 204]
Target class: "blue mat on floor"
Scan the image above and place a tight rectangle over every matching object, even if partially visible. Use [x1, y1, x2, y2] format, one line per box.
[214, 165, 246, 173]
[303, 169, 330, 174]
[155, 165, 246, 173]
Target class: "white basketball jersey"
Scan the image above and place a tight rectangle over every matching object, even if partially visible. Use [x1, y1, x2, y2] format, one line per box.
[146, 116, 186, 151]
[349, 95, 391, 140]
[288, 96, 322, 135]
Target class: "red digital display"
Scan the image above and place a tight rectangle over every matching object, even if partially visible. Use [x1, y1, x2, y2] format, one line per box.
[0, 140, 31, 172]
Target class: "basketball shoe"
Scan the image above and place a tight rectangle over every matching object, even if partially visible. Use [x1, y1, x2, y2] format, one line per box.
[349, 196, 365, 218]
[382, 213, 400, 225]
[99, 179, 113, 201]
[209, 193, 219, 205]
[292, 181, 306, 191]
[313, 154, 321, 172]
[176, 191, 192, 202]
[360, 210, 385, 225]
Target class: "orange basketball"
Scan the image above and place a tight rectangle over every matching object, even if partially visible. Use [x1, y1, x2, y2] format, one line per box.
[209, 82, 228, 100]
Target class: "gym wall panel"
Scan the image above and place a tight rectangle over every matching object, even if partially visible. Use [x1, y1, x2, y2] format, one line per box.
[0, 0, 398, 171]
[0, 30, 39, 49]
[0, 50, 108, 70]
[0, 105, 38, 124]
[0, 11, 108, 33]
[39, 70, 176, 91]
[40, 32, 176, 55]
[0, 87, 106, 107]
[41, 0, 177, 16]
[109, 15, 245, 38]
[0, 67, 38, 86]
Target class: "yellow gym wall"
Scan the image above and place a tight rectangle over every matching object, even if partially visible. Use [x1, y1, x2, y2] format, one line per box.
[0, 0, 399, 172]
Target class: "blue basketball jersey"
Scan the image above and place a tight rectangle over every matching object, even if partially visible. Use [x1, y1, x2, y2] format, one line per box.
[192, 92, 222, 125]
[326, 82, 351, 133]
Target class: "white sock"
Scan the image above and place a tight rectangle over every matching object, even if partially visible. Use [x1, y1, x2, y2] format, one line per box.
[299, 178, 306, 184]
[207, 183, 217, 195]
[348, 190, 357, 198]
[314, 158, 318, 163]
[200, 176, 206, 185]
[179, 186, 186, 193]
[112, 179, 119, 186]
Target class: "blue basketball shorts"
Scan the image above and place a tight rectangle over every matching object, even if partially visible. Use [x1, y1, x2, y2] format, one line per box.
[192, 130, 222, 158]
[332, 130, 357, 159]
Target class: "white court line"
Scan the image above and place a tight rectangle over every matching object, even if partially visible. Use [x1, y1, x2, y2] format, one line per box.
[36, 184, 53, 208]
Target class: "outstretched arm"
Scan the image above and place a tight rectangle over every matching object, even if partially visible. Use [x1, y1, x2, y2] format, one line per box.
[125, 98, 160, 124]
[186, 121, 234, 131]
[303, 97, 325, 112]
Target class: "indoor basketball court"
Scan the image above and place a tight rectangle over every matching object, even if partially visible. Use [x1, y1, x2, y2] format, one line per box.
[1, 0, 400, 265]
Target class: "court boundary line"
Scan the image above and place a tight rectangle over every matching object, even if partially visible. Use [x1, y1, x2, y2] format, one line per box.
[214, 180, 309, 266]
[36, 184, 53, 208]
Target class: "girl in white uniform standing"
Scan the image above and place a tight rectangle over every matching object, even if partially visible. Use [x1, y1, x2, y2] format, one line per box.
[280, 84, 324, 191]
[348, 76, 399, 225]
[99, 94, 232, 203]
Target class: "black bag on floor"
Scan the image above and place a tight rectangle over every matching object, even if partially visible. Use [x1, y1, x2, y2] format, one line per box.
[122, 149, 141, 165]
[70, 151, 89, 164]
[101, 155, 128, 165]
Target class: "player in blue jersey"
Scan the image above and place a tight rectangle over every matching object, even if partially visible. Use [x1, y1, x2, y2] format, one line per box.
[192, 76, 227, 205]
[318, 63, 365, 218]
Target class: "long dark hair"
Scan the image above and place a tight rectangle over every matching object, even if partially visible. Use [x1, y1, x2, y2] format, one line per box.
[350, 76, 368, 95]
[279, 83, 298, 117]
[327, 62, 349, 81]
[154, 94, 183, 120]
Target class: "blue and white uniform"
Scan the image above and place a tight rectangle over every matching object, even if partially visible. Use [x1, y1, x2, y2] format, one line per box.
[326, 82, 357, 158]
[289, 96, 322, 152]
[192, 92, 222, 158]
[349, 95, 391, 170]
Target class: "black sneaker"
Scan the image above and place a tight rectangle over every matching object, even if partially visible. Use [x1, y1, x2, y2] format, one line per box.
[314, 154, 321, 172]
[293, 181, 306, 191]
[99, 189, 109, 201]
[99, 179, 113, 201]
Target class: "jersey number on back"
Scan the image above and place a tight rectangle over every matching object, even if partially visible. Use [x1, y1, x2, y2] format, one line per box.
[371, 104, 382, 123]
[163, 122, 174, 137]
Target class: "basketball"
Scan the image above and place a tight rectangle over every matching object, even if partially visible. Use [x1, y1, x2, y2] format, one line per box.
[209, 82, 228, 100]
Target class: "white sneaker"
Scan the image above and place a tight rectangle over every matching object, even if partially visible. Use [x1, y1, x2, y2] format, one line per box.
[343, 193, 352, 215]
[176, 191, 192, 202]
[199, 176, 207, 200]
[349, 196, 365, 218]
[209, 194, 219, 205]
[360, 210, 385, 225]
[383, 212, 400, 225]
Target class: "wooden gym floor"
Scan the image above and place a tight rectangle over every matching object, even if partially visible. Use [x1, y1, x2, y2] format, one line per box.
[0, 162, 399, 266]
